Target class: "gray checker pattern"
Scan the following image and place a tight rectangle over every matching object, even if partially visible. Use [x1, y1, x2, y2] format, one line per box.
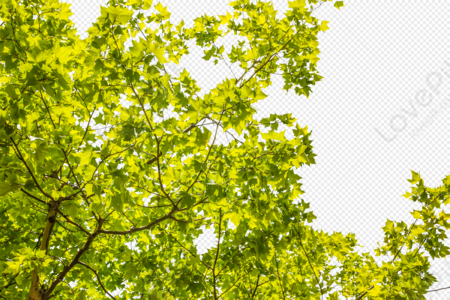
[64, 0, 450, 298]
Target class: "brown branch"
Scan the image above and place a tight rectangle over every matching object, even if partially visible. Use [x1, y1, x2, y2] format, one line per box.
[55, 208, 91, 236]
[55, 220, 76, 233]
[121, 211, 136, 227]
[77, 261, 117, 300]
[180, 108, 225, 207]
[216, 246, 250, 277]
[28, 201, 59, 299]
[146, 152, 161, 165]
[168, 216, 207, 223]
[136, 203, 172, 209]
[274, 251, 286, 300]
[10, 137, 53, 200]
[39, 89, 56, 128]
[213, 208, 223, 300]
[79, 105, 97, 147]
[0, 273, 19, 295]
[182, 116, 208, 134]
[91, 143, 137, 181]
[20, 188, 48, 205]
[357, 195, 441, 300]
[426, 286, 450, 293]
[217, 269, 251, 299]
[212, 41, 237, 80]
[251, 273, 260, 299]
[154, 136, 176, 206]
[57, 147, 96, 221]
[99, 206, 179, 235]
[178, 196, 210, 212]
[236, 59, 260, 87]
[293, 224, 323, 298]
[164, 230, 212, 270]
[237, 24, 294, 88]
[42, 220, 105, 299]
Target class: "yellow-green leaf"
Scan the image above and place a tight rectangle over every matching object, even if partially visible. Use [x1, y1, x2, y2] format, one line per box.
[261, 130, 286, 141]
[148, 42, 168, 64]
[0, 183, 23, 197]
[321, 20, 330, 32]
[407, 170, 421, 184]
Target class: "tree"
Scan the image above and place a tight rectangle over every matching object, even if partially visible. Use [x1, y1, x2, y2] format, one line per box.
[0, 0, 449, 299]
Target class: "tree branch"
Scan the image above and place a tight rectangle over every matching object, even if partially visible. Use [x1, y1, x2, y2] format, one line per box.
[237, 24, 294, 88]
[77, 261, 117, 300]
[426, 286, 450, 293]
[293, 224, 323, 298]
[179, 108, 225, 208]
[251, 273, 260, 299]
[42, 219, 105, 299]
[55, 208, 91, 236]
[274, 251, 286, 300]
[99, 206, 179, 235]
[213, 208, 222, 300]
[38, 89, 56, 128]
[10, 137, 53, 200]
[217, 269, 251, 299]
[79, 105, 97, 147]
[21, 188, 48, 205]
[164, 230, 212, 270]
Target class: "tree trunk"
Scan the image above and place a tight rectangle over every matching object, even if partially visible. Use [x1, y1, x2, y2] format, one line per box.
[27, 201, 58, 300]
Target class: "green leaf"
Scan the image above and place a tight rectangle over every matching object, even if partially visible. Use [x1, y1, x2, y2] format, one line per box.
[261, 130, 286, 141]
[63, 201, 78, 218]
[0, 183, 22, 197]
[109, 193, 123, 212]
[148, 42, 168, 64]
[154, 2, 171, 19]
[288, 0, 306, 8]
[195, 127, 211, 147]
[90, 201, 104, 215]
[382, 219, 395, 234]
[74, 150, 93, 166]
[130, 39, 145, 58]
[34, 141, 47, 163]
[75, 290, 88, 300]
[179, 191, 195, 209]
[202, 47, 216, 61]
[320, 20, 330, 32]
[224, 211, 240, 228]
[334, 1, 345, 10]
[407, 170, 421, 185]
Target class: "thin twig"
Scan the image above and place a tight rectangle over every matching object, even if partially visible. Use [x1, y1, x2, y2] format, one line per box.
[77, 261, 117, 300]
[10, 137, 53, 200]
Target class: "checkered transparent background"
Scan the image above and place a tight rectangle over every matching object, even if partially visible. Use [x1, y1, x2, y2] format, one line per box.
[62, 0, 450, 298]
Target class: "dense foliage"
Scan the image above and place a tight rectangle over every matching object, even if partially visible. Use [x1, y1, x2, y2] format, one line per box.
[0, 0, 449, 299]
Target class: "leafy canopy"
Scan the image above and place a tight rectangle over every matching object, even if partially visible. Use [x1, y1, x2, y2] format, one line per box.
[1, 0, 449, 299]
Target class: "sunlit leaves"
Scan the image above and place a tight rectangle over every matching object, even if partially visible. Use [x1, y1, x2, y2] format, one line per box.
[320, 20, 330, 32]
[261, 129, 286, 141]
[101, 5, 134, 24]
[154, 2, 171, 20]
[408, 169, 421, 185]
[3, 0, 447, 299]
